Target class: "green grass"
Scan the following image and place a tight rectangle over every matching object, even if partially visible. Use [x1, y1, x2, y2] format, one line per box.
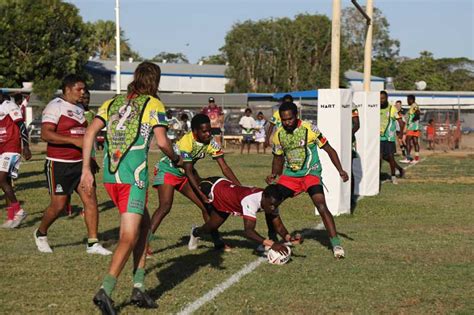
[0, 152, 473, 314]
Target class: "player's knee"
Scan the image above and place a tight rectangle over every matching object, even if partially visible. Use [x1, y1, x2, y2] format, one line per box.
[120, 230, 139, 247]
[157, 203, 172, 215]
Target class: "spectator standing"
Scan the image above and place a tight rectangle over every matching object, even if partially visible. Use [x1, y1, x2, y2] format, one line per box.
[201, 97, 224, 146]
[255, 111, 267, 154]
[239, 108, 256, 154]
[394, 100, 407, 158]
[427, 119, 435, 150]
[165, 110, 180, 143]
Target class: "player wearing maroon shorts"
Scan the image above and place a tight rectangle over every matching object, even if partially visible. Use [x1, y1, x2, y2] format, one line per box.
[266, 102, 349, 259]
[188, 177, 302, 253]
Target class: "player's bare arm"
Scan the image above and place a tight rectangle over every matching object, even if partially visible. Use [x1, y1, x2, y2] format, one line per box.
[243, 217, 288, 254]
[41, 123, 83, 148]
[264, 122, 275, 147]
[321, 142, 349, 182]
[153, 126, 182, 166]
[81, 118, 104, 195]
[397, 117, 405, 140]
[266, 154, 284, 184]
[215, 157, 241, 185]
[183, 162, 209, 203]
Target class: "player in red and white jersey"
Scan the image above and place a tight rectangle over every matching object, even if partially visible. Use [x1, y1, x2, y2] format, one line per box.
[33, 74, 110, 256]
[0, 92, 31, 228]
[188, 177, 302, 253]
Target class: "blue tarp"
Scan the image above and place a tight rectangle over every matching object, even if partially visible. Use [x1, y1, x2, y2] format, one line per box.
[248, 90, 318, 100]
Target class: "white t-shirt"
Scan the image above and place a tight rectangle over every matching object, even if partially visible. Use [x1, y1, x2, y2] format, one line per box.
[239, 116, 256, 135]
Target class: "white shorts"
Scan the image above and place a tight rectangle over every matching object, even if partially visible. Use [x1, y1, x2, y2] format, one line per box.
[0, 153, 22, 179]
[255, 137, 265, 143]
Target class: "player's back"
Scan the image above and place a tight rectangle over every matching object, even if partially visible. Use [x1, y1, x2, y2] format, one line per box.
[210, 179, 262, 215]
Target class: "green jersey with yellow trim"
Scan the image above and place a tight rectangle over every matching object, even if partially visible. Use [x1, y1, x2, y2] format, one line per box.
[380, 103, 399, 142]
[407, 103, 420, 131]
[272, 120, 328, 177]
[97, 94, 167, 186]
[157, 131, 224, 177]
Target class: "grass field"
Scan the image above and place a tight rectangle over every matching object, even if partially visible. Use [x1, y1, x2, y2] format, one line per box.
[1, 151, 473, 314]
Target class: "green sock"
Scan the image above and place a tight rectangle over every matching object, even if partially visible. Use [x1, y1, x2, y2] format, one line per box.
[133, 268, 146, 292]
[88, 238, 98, 247]
[330, 236, 341, 248]
[102, 274, 117, 296]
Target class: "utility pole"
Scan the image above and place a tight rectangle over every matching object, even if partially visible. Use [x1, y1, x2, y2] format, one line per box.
[363, 0, 374, 91]
[330, 0, 341, 89]
[115, 0, 121, 94]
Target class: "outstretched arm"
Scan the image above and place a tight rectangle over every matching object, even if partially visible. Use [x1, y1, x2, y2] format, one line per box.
[183, 162, 209, 203]
[266, 154, 284, 184]
[216, 157, 241, 185]
[244, 218, 288, 254]
[321, 142, 349, 182]
[153, 127, 181, 164]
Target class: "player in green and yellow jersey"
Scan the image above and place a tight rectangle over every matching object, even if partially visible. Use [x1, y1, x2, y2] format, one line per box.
[81, 62, 182, 314]
[405, 94, 421, 164]
[266, 102, 349, 259]
[150, 113, 241, 251]
[380, 91, 405, 184]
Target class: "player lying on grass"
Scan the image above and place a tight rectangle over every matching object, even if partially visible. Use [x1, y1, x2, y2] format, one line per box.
[266, 101, 349, 259]
[188, 177, 302, 253]
[150, 114, 241, 252]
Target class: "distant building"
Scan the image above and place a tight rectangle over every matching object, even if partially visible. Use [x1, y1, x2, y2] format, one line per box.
[85, 60, 385, 93]
[85, 60, 228, 93]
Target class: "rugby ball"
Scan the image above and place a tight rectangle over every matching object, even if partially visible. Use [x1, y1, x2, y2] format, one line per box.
[267, 246, 292, 265]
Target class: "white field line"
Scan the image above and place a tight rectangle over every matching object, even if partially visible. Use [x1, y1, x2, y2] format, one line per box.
[178, 158, 427, 314]
[177, 257, 266, 315]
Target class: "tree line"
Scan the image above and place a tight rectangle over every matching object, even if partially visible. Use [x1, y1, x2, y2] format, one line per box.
[0, 0, 472, 100]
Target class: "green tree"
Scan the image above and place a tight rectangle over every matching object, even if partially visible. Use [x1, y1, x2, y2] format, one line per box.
[341, 6, 400, 71]
[150, 52, 189, 64]
[198, 53, 227, 65]
[88, 20, 141, 61]
[395, 51, 450, 91]
[0, 0, 92, 101]
[223, 14, 350, 93]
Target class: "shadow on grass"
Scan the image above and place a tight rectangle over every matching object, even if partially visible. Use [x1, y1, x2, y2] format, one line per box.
[295, 228, 354, 251]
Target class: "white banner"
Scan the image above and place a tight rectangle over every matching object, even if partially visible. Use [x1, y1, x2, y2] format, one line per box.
[352, 91, 380, 196]
[317, 89, 352, 215]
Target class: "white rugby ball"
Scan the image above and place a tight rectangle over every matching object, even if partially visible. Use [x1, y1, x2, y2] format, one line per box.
[267, 246, 291, 265]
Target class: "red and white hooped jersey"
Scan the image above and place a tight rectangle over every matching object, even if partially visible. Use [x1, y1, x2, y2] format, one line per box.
[42, 97, 86, 162]
[209, 178, 264, 221]
[0, 100, 23, 154]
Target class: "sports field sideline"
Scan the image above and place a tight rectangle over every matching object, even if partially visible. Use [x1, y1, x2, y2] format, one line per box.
[1, 151, 473, 314]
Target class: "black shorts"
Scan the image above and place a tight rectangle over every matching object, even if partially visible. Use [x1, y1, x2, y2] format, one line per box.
[242, 134, 253, 143]
[380, 141, 396, 159]
[210, 128, 221, 136]
[44, 160, 86, 195]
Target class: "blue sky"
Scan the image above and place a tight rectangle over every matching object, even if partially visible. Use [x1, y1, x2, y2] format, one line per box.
[67, 0, 474, 63]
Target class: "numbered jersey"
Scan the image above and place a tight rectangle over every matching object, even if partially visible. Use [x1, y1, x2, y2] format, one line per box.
[42, 97, 86, 162]
[407, 103, 420, 131]
[0, 100, 23, 154]
[97, 94, 167, 186]
[272, 120, 327, 177]
[380, 103, 400, 142]
[210, 178, 263, 221]
[157, 131, 224, 177]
